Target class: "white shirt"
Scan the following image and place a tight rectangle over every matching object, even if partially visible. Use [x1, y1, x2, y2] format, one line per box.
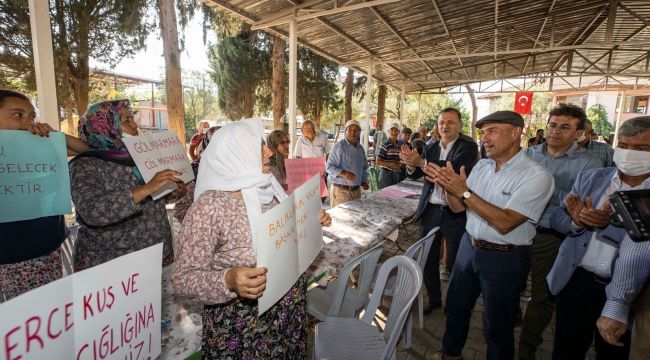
[579, 172, 650, 278]
[294, 133, 330, 158]
[465, 150, 555, 246]
[428, 138, 458, 205]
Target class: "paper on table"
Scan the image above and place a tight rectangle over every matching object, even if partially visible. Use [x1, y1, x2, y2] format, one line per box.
[375, 187, 415, 199]
[123, 131, 194, 200]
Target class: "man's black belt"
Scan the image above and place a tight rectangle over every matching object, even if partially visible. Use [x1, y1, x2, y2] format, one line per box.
[536, 226, 566, 239]
[470, 235, 520, 252]
[333, 183, 360, 191]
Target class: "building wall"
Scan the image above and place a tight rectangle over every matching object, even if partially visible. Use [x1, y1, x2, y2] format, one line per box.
[552, 89, 650, 127]
[134, 101, 169, 129]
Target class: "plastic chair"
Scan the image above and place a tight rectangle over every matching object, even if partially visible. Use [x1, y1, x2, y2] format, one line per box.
[307, 243, 384, 321]
[314, 255, 423, 360]
[372, 226, 438, 348]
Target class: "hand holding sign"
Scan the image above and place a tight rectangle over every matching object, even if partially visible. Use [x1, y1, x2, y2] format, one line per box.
[132, 169, 183, 204]
[225, 267, 268, 299]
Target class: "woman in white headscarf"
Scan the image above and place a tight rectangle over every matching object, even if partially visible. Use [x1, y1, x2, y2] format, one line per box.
[173, 118, 330, 359]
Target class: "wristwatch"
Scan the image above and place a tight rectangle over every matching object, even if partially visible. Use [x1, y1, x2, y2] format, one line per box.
[462, 189, 473, 201]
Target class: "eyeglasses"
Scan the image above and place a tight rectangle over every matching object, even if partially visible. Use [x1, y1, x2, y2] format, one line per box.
[547, 123, 576, 133]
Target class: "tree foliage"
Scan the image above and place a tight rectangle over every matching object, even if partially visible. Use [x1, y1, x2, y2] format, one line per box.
[0, 0, 152, 117]
[587, 104, 613, 136]
[296, 48, 341, 128]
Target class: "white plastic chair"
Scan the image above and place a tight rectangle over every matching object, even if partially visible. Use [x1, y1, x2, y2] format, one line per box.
[307, 243, 384, 321]
[314, 255, 423, 360]
[371, 226, 438, 348]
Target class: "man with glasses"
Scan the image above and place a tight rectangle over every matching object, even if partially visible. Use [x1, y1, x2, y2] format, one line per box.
[519, 104, 602, 359]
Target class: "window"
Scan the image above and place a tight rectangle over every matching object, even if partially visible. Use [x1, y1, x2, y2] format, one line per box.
[617, 95, 648, 114]
[556, 94, 587, 110]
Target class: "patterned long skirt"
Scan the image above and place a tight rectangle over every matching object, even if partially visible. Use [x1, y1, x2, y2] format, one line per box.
[0, 248, 62, 301]
[202, 276, 307, 360]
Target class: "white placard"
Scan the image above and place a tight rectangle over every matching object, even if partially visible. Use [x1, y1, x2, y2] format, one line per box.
[0, 244, 163, 360]
[255, 175, 324, 314]
[123, 131, 194, 200]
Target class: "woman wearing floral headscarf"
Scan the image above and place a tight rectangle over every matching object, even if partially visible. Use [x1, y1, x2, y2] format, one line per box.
[70, 99, 186, 271]
[173, 118, 331, 359]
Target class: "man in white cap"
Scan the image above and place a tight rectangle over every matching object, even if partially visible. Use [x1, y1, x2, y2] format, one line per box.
[326, 120, 369, 207]
[376, 122, 405, 189]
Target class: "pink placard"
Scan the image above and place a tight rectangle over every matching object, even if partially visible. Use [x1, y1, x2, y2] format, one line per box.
[285, 157, 328, 197]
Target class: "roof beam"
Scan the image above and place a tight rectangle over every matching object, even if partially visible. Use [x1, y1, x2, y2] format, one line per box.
[605, 0, 619, 43]
[430, 0, 470, 80]
[619, 3, 650, 28]
[251, 0, 400, 30]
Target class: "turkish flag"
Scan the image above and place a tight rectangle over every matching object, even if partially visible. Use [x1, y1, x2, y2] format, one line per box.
[514, 92, 534, 115]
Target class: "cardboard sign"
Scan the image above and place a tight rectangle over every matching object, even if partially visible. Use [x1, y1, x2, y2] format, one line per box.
[123, 131, 194, 200]
[0, 130, 71, 223]
[0, 244, 163, 360]
[255, 174, 324, 314]
[285, 156, 328, 198]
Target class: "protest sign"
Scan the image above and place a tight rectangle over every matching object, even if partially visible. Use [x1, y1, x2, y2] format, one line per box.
[255, 174, 324, 314]
[0, 130, 71, 223]
[123, 131, 194, 200]
[285, 156, 328, 198]
[0, 244, 163, 360]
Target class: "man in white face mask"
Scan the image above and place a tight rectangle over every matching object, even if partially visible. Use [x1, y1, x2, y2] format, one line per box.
[546, 116, 650, 359]
[577, 119, 615, 167]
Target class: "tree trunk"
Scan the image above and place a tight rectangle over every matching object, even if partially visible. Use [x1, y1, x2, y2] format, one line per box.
[157, 0, 186, 146]
[465, 84, 478, 140]
[271, 35, 285, 130]
[377, 84, 386, 131]
[344, 69, 354, 121]
[65, 107, 75, 136]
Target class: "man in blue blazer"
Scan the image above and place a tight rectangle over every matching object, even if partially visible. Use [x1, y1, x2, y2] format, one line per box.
[400, 108, 479, 313]
[547, 116, 650, 359]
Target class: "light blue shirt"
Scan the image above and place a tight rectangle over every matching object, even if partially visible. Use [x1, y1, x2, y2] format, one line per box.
[525, 143, 602, 228]
[326, 138, 369, 186]
[466, 150, 555, 246]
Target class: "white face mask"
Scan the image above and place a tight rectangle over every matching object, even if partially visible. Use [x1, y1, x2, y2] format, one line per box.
[576, 133, 586, 142]
[614, 148, 650, 176]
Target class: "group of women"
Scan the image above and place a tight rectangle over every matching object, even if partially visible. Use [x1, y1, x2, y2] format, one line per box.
[1, 89, 331, 359]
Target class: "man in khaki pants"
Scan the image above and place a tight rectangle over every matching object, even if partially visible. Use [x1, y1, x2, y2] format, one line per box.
[326, 120, 368, 208]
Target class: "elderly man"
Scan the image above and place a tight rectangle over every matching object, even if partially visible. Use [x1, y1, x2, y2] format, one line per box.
[294, 120, 330, 159]
[326, 120, 369, 208]
[400, 108, 478, 314]
[427, 111, 554, 360]
[417, 125, 428, 141]
[519, 104, 602, 360]
[401, 126, 413, 143]
[547, 116, 650, 359]
[577, 119, 615, 167]
[376, 122, 406, 189]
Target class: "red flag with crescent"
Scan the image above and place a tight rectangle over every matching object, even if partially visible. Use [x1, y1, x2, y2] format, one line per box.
[514, 92, 534, 115]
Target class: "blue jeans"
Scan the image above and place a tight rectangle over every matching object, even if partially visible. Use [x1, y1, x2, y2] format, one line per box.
[442, 233, 531, 360]
[378, 168, 400, 189]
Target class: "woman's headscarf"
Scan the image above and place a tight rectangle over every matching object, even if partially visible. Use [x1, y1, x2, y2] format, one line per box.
[194, 118, 287, 251]
[266, 129, 288, 179]
[72, 99, 143, 183]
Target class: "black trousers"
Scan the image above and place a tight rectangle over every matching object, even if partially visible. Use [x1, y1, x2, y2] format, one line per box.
[420, 203, 467, 304]
[553, 267, 631, 360]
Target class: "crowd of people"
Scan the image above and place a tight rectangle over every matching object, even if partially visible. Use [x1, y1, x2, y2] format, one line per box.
[1, 86, 649, 360]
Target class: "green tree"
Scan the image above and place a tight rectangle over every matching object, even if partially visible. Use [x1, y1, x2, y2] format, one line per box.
[297, 48, 341, 129]
[587, 104, 613, 136]
[183, 70, 218, 140]
[208, 30, 271, 120]
[0, 0, 152, 118]
[492, 89, 552, 138]
[404, 94, 470, 134]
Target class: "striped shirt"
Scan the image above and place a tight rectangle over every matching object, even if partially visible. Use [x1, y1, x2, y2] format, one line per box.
[377, 138, 405, 170]
[465, 150, 555, 246]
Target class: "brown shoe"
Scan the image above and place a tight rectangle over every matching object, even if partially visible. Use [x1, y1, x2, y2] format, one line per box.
[427, 351, 463, 360]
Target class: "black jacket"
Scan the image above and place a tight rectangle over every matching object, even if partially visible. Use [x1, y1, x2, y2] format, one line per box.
[409, 136, 479, 220]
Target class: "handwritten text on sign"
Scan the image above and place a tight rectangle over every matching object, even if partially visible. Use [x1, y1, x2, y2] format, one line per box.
[123, 131, 194, 200]
[0, 130, 71, 222]
[256, 175, 324, 314]
[0, 244, 163, 360]
[285, 156, 328, 198]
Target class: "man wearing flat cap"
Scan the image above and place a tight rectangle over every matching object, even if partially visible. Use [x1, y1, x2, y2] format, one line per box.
[376, 122, 406, 189]
[426, 110, 555, 360]
[326, 120, 369, 208]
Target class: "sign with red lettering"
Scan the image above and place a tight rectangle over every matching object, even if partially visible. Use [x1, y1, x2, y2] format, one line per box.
[255, 174, 324, 314]
[514, 91, 534, 115]
[0, 244, 163, 360]
[123, 131, 194, 200]
[285, 156, 328, 198]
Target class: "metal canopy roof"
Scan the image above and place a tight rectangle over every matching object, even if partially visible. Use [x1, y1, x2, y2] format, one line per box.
[199, 0, 650, 93]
